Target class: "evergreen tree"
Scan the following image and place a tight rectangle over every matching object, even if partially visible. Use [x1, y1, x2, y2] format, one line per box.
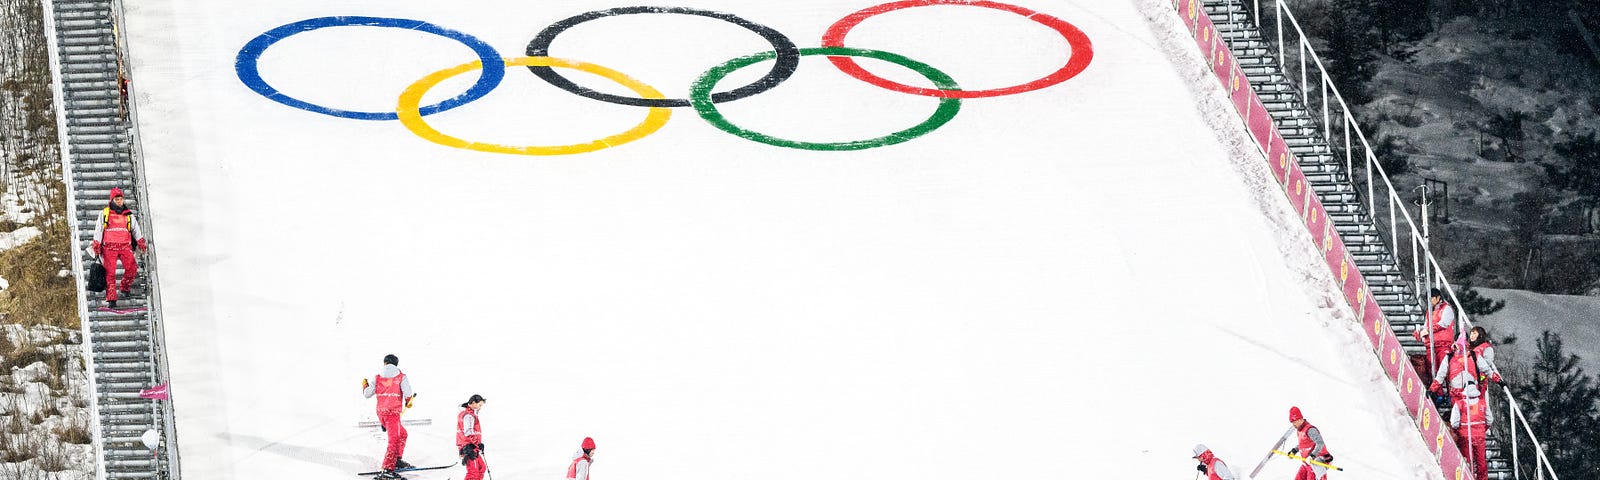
[1545, 134, 1600, 200]
[1322, 0, 1380, 105]
[1510, 332, 1600, 477]
[1486, 110, 1527, 162]
[1370, 0, 1433, 53]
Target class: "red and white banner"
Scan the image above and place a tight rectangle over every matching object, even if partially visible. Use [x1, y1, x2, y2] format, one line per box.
[139, 382, 170, 400]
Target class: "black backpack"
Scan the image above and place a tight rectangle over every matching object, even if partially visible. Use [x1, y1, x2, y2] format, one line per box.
[86, 262, 108, 292]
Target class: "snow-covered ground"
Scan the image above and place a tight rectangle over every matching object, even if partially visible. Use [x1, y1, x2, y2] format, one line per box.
[0, 325, 95, 480]
[1478, 288, 1600, 376]
[119, 0, 1445, 478]
[0, 224, 42, 292]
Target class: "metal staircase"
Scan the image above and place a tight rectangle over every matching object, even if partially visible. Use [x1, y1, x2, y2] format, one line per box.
[1202, 1, 1512, 477]
[42, 0, 178, 477]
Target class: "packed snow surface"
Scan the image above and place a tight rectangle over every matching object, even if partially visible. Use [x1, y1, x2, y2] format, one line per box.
[1479, 288, 1600, 376]
[119, 0, 1443, 478]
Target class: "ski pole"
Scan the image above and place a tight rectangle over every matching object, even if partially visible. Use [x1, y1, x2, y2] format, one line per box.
[1270, 450, 1345, 471]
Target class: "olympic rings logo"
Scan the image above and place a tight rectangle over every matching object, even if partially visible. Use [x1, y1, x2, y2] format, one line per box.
[235, 0, 1094, 155]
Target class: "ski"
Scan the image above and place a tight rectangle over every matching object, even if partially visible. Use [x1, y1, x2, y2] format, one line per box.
[1271, 450, 1344, 471]
[96, 306, 147, 314]
[357, 418, 432, 428]
[357, 464, 454, 476]
[1248, 428, 1294, 478]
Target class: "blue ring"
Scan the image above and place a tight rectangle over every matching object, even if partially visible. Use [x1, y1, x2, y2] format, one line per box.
[234, 16, 504, 121]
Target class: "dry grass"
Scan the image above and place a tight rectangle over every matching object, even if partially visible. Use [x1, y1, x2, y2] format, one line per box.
[2, 331, 68, 375]
[0, 375, 19, 395]
[0, 462, 49, 480]
[27, 401, 58, 426]
[0, 225, 77, 329]
[0, 433, 33, 463]
[52, 414, 90, 445]
[31, 434, 67, 472]
[3, 400, 26, 438]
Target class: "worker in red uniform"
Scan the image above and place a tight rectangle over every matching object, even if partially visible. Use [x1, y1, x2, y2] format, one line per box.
[457, 394, 487, 480]
[1288, 407, 1333, 480]
[90, 187, 147, 308]
[1433, 326, 1504, 404]
[567, 437, 596, 480]
[1451, 382, 1492, 480]
[1192, 444, 1239, 480]
[361, 354, 416, 479]
[1412, 288, 1457, 377]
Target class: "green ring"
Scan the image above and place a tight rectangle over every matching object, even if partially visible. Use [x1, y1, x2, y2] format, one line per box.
[690, 46, 962, 151]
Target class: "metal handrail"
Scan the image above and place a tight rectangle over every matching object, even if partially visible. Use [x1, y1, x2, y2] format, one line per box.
[106, 0, 182, 475]
[1505, 387, 1560, 480]
[1233, 1, 1563, 478]
[37, 0, 108, 477]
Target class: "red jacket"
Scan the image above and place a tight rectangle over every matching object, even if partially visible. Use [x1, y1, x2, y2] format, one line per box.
[373, 372, 406, 415]
[1197, 450, 1235, 480]
[457, 407, 482, 447]
[104, 208, 134, 244]
[567, 452, 592, 480]
[1416, 302, 1455, 346]
[1296, 421, 1331, 459]
[1452, 397, 1489, 440]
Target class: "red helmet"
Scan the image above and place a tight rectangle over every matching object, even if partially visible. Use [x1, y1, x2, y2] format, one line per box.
[581, 437, 596, 450]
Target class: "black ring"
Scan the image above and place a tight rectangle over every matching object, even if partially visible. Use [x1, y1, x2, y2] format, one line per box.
[526, 6, 800, 108]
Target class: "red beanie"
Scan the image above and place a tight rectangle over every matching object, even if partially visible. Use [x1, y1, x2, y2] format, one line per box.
[1289, 406, 1303, 422]
[109, 187, 124, 199]
[581, 437, 596, 450]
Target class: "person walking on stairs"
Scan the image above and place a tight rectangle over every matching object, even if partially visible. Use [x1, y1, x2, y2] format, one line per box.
[91, 187, 146, 308]
[1192, 444, 1238, 480]
[1465, 326, 1503, 387]
[457, 394, 488, 480]
[1288, 407, 1333, 480]
[567, 437, 596, 480]
[1451, 382, 1492, 480]
[361, 354, 416, 479]
[1411, 288, 1457, 377]
[1432, 326, 1502, 404]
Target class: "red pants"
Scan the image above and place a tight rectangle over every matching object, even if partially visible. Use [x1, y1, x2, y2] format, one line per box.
[464, 454, 487, 480]
[1294, 463, 1327, 480]
[102, 243, 137, 301]
[1423, 340, 1453, 375]
[1456, 431, 1488, 480]
[379, 412, 407, 470]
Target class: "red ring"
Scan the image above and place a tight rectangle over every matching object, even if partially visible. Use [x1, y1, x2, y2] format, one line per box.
[821, 0, 1094, 99]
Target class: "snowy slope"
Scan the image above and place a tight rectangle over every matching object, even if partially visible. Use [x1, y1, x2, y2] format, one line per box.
[118, 0, 1441, 479]
[1478, 288, 1600, 376]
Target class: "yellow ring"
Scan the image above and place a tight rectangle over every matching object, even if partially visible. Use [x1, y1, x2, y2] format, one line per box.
[397, 56, 671, 155]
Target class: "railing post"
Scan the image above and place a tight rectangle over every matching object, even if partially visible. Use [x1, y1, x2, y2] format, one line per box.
[1509, 386, 1521, 480]
[1299, 39, 1308, 101]
[1321, 74, 1330, 143]
[1276, 1, 1284, 69]
[1389, 194, 1398, 258]
[1420, 184, 1431, 251]
[1366, 152, 1375, 220]
[1343, 115, 1352, 181]
[1411, 234, 1420, 293]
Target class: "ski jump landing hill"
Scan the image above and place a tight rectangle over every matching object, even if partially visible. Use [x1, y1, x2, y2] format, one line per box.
[114, 0, 1449, 478]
